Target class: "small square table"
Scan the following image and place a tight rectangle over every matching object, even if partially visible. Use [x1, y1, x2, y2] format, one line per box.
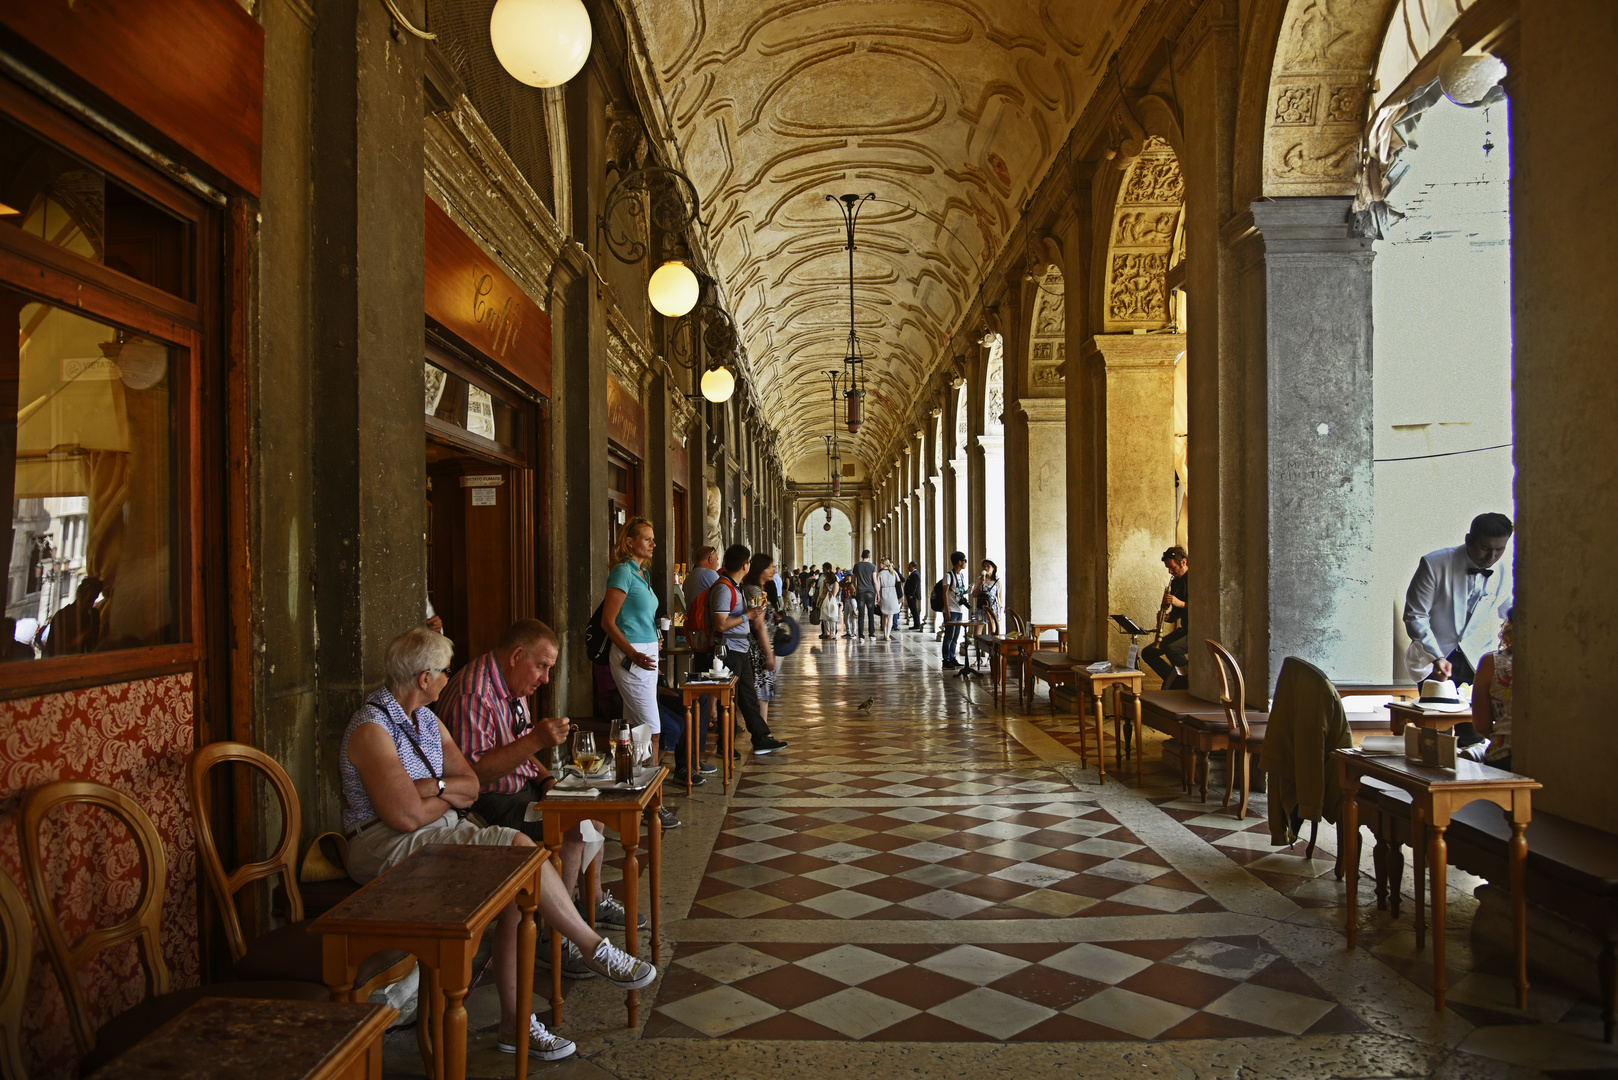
[974, 633, 1036, 711]
[682, 675, 737, 792]
[537, 766, 667, 1028]
[311, 844, 549, 1080]
[1386, 700, 1471, 736]
[1074, 666, 1146, 785]
[1335, 750, 1540, 1011]
[94, 998, 395, 1080]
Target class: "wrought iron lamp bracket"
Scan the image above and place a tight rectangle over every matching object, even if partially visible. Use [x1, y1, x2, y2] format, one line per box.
[598, 165, 705, 265]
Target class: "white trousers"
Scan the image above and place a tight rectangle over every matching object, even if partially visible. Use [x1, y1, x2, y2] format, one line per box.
[610, 640, 661, 733]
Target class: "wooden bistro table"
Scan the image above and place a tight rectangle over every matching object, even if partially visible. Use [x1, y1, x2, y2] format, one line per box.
[311, 844, 549, 1080]
[1028, 623, 1069, 650]
[1073, 666, 1147, 786]
[682, 675, 738, 793]
[95, 997, 395, 1080]
[1386, 701, 1471, 736]
[974, 633, 1036, 711]
[539, 767, 666, 1027]
[1336, 749, 1540, 1011]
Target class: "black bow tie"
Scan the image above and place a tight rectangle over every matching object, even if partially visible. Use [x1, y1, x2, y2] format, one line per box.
[1467, 567, 1494, 578]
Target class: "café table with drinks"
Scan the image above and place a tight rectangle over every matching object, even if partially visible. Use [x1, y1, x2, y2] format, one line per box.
[539, 738, 668, 1028]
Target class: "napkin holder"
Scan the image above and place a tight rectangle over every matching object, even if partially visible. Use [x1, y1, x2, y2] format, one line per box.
[1405, 726, 1457, 770]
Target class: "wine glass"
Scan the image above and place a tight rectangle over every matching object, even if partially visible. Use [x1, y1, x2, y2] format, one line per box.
[572, 731, 601, 775]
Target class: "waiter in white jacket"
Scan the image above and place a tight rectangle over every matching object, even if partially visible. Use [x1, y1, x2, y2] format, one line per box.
[1403, 512, 1513, 745]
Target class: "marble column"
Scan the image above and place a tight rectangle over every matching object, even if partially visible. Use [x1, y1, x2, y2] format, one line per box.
[1081, 335, 1181, 666]
[979, 433, 1006, 574]
[1227, 197, 1376, 692]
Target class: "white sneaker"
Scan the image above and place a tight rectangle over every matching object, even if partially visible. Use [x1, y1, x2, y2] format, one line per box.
[583, 938, 657, 989]
[496, 1014, 576, 1061]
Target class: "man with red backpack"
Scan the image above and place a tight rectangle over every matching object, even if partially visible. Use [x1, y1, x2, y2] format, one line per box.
[704, 544, 788, 755]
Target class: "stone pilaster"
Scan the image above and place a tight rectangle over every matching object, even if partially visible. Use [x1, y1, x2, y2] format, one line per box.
[1014, 397, 1069, 625]
[1082, 335, 1181, 666]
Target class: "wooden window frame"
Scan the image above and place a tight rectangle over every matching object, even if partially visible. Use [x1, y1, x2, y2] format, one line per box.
[0, 82, 218, 701]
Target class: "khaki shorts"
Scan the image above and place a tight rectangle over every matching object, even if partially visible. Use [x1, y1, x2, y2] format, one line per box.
[346, 810, 522, 884]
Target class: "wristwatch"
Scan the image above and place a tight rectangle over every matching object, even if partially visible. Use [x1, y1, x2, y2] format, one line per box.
[436, 778, 446, 797]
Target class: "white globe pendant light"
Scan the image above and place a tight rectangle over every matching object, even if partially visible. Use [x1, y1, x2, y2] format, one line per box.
[489, 0, 592, 88]
[647, 260, 700, 317]
[700, 365, 735, 403]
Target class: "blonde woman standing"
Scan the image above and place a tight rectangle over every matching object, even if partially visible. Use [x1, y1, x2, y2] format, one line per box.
[601, 517, 661, 749]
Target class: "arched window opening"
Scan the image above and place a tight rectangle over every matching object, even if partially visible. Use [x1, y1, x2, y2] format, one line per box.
[1371, 91, 1513, 680]
[981, 333, 1006, 575]
[803, 505, 854, 569]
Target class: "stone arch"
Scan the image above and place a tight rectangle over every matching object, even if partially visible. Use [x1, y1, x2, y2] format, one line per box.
[1098, 138, 1185, 333]
[793, 497, 862, 538]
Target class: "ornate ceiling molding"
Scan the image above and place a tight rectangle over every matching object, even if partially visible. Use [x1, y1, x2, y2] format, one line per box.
[622, 0, 1149, 471]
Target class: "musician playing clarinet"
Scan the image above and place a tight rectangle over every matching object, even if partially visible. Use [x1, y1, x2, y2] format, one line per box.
[1141, 546, 1189, 689]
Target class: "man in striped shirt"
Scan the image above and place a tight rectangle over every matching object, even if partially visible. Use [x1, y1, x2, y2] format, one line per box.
[440, 619, 644, 974]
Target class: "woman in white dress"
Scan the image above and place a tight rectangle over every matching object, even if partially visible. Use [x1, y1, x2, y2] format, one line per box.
[876, 560, 903, 641]
[817, 565, 842, 639]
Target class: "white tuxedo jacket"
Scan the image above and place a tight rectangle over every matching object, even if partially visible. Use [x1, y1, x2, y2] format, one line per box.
[1402, 544, 1512, 680]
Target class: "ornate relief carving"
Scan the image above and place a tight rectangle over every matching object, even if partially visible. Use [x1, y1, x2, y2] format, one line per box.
[1275, 136, 1359, 179]
[1262, 0, 1385, 197]
[1033, 290, 1064, 336]
[1274, 85, 1317, 125]
[1122, 159, 1184, 204]
[1108, 253, 1169, 322]
[1032, 365, 1065, 386]
[1115, 209, 1177, 244]
[1325, 85, 1363, 124]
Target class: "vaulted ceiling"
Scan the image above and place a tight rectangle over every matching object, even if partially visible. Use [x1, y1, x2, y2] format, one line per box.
[624, 0, 1147, 470]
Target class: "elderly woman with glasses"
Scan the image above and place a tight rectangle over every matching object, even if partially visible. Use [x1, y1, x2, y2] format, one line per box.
[339, 626, 656, 1063]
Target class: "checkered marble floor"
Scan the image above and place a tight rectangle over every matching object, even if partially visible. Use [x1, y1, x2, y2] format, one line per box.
[688, 802, 1222, 920]
[645, 936, 1365, 1041]
[394, 631, 1618, 1080]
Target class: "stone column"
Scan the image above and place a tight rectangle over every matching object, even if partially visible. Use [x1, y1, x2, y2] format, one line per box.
[308, 0, 426, 822]
[979, 433, 1006, 573]
[1227, 197, 1376, 693]
[1081, 335, 1181, 665]
[1016, 398, 1069, 625]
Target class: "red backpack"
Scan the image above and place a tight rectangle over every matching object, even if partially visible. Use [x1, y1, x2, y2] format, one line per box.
[684, 577, 740, 653]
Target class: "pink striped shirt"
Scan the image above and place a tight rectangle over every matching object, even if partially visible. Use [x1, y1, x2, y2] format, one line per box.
[439, 651, 538, 795]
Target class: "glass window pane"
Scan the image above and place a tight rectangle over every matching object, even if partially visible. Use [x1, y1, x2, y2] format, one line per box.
[0, 116, 193, 299]
[2, 289, 178, 659]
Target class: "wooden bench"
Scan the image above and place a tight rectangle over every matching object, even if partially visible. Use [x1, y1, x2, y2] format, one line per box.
[1374, 792, 1618, 1041]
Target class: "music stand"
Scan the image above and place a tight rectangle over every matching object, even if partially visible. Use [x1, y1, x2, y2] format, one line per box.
[1111, 614, 1149, 670]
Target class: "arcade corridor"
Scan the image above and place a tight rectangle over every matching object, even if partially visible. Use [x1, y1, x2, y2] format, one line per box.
[386, 632, 1609, 1080]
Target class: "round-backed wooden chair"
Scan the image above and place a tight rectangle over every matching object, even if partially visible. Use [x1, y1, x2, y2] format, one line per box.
[16, 780, 327, 1076]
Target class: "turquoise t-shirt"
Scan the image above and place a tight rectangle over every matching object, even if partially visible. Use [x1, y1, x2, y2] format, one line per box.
[606, 559, 658, 644]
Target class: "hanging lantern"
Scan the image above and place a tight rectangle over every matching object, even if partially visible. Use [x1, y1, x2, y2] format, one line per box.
[489, 0, 593, 88]
[647, 260, 700, 317]
[844, 386, 864, 434]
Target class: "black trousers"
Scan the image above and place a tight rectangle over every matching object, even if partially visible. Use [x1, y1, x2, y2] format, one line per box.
[907, 596, 921, 628]
[725, 646, 775, 747]
[1445, 647, 1484, 746]
[471, 780, 549, 843]
[1141, 626, 1188, 684]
